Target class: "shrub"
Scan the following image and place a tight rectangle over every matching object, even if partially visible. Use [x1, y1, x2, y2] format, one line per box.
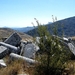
[33, 17, 71, 75]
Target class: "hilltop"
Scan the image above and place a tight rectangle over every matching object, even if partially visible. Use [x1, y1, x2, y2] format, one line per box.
[0, 28, 33, 41]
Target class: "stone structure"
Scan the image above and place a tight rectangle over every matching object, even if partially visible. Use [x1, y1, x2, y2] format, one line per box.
[68, 43, 75, 55]
[0, 46, 8, 59]
[10, 53, 37, 64]
[20, 42, 26, 55]
[0, 42, 20, 53]
[0, 59, 6, 67]
[23, 43, 39, 59]
[4, 32, 21, 46]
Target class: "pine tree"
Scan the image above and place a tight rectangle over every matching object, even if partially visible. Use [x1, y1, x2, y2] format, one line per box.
[34, 17, 71, 75]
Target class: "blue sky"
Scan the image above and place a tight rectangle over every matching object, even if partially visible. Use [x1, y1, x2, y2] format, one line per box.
[0, 0, 75, 27]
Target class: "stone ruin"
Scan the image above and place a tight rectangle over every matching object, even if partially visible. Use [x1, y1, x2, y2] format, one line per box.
[0, 32, 39, 67]
[4, 32, 21, 46]
[2, 33, 74, 68]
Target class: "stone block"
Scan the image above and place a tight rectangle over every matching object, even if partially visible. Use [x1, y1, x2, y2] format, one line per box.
[4, 32, 21, 46]
[10, 53, 38, 64]
[0, 46, 8, 59]
[23, 43, 39, 59]
[0, 42, 20, 53]
[0, 59, 6, 67]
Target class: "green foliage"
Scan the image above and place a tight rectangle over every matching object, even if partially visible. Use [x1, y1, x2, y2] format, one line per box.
[34, 17, 71, 75]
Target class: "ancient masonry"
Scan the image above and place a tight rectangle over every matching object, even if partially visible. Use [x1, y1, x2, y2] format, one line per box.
[0, 32, 39, 67]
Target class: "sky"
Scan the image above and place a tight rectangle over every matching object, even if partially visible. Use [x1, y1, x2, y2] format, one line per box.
[0, 0, 75, 27]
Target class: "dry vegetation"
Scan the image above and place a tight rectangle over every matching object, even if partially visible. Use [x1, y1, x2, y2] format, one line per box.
[72, 37, 75, 40]
[0, 28, 34, 75]
[1, 56, 75, 75]
[0, 28, 33, 41]
[1, 28, 75, 75]
[0, 57, 34, 75]
[63, 60, 75, 75]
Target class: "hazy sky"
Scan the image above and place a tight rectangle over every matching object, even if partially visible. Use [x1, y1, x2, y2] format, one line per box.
[0, 0, 75, 27]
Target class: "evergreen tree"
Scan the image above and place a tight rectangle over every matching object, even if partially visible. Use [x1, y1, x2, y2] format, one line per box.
[34, 17, 71, 75]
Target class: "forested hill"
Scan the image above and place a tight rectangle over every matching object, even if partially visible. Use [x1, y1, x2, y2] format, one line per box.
[26, 16, 75, 37]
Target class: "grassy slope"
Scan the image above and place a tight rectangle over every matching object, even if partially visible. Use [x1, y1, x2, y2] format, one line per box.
[0, 28, 33, 41]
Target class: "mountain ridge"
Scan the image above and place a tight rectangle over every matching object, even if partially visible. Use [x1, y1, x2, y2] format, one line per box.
[11, 27, 35, 32]
[26, 16, 75, 37]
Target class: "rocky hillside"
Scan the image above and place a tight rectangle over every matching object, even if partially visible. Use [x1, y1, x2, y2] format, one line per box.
[0, 28, 33, 41]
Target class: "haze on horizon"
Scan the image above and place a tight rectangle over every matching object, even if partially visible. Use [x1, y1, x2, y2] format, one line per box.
[0, 0, 75, 28]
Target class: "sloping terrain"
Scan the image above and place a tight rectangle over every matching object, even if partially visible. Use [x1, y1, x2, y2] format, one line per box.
[26, 16, 75, 37]
[0, 28, 33, 41]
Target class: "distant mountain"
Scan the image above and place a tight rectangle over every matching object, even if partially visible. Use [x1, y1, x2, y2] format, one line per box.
[12, 27, 35, 32]
[26, 16, 75, 37]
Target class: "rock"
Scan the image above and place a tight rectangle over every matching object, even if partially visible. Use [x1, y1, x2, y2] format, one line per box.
[0, 42, 20, 53]
[4, 32, 21, 46]
[10, 53, 38, 64]
[20, 42, 26, 55]
[36, 37, 40, 43]
[0, 59, 6, 67]
[0, 46, 8, 59]
[68, 43, 75, 55]
[23, 43, 39, 59]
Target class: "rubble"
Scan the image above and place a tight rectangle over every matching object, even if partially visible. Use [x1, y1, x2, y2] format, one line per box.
[4, 32, 21, 46]
[0, 59, 6, 67]
[20, 41, 26, 55]
[0, 42, 20, 53]
[68, 43, 75, 55]
[22, 43, 39, 59]
[1, 31, 75, 75]
[0, 32, 39, 69]
[10, 53, 38, 64]
[0, 46, 8, 59]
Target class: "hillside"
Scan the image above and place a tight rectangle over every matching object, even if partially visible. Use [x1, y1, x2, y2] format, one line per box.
[26, 16, 75, 37]
[0, 28, 33, 41]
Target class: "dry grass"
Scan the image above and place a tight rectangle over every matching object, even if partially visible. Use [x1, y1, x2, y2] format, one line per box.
[1, 55, 75, 75]
[0, 59, 34, 75]
[0, 60, 21, 75]
[0, 28, 33, 41]
[63, 60, 75, 75]
[72, 37, 75, 40]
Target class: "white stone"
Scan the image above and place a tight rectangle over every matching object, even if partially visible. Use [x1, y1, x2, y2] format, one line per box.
[10, 53, 37, 64]
[23, 43, 39, 59]
[0, 59, 6, 67]
[68, 43, 75, 55]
